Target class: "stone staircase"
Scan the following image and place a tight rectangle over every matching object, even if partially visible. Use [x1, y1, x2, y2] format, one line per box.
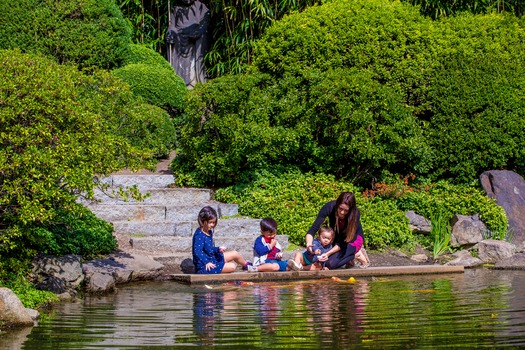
[82, 174, 289, 271]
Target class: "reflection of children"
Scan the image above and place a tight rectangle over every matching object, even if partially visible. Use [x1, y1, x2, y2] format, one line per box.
[192, 206, 252, 274]
[293, 226, 334, 270]
[251, 218, 299, 272]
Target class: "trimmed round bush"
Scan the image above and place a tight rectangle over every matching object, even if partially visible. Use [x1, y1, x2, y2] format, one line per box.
[77, 69, 177, 159]
[424, 13, 525, 182]
[124, 43, 173, 70]
[112, 63, 186, 113]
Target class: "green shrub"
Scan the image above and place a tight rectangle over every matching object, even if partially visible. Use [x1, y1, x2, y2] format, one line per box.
[112, 63, 186, 113]
[359, 198, 415, 250]
[35, 205, 117, 259]
[174, 0, 437, 187]
[77, 69, 176, 159]
[394, 181, 508, 237]
[215, 173, 505, 250]
[0, 49, 150, 227]
[174, 68, 431, 187]
[124, 43, 173, 69]
[215, 172, 359, 245]
[0, 268, 58, 309]
[121, 103, 177, 158]
[253, 0, 439, 106]
[0, 0, 132, 70]
[425, 14, 525, 182]
[215, 171, 414, 249]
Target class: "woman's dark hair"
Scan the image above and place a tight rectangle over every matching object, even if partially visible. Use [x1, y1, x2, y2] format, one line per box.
[198, 206, 218, 227]
[335, 192, 358, 243]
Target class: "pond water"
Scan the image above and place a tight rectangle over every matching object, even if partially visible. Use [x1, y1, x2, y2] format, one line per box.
[2, 268, 525, 349]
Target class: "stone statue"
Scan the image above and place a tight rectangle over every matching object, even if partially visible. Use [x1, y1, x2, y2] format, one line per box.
[166, 0, 210, 88]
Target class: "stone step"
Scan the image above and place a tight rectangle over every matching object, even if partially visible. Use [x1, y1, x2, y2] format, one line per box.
[113, 218, 262, 237]
[97, 174, 175, 189]
[82, 187, 212, 205]
[86, 203, 238, 222]
[130, 234, 290, 258]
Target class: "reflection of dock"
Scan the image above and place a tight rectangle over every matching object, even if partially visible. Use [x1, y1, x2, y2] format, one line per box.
[172, 265, 464, 284]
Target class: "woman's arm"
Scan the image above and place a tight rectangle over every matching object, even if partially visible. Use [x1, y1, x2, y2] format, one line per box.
[318, 245, 340, 262]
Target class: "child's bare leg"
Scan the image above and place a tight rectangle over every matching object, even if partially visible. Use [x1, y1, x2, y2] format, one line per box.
[257, 263, 280, 272]
[294, 252, 305, 265]
[224, 251, 247, 266]
[301, 264, 312, 271]
[221, 262, 237, 273]
[309, 262, 324, 271]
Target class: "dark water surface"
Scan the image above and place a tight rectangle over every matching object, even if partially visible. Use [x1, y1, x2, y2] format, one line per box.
[3, 268, 525, 349]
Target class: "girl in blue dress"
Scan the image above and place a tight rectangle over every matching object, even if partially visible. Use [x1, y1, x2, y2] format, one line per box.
[192, 206, 252, 274]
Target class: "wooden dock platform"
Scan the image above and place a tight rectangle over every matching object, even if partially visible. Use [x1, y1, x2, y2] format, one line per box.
[171, 265, 464, 285]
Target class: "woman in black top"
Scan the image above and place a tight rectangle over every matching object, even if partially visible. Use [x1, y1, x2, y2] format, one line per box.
[305, 192, 364, 269]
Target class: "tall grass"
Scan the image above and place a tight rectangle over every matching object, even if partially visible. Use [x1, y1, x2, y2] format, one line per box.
[431, 211, 451, 259]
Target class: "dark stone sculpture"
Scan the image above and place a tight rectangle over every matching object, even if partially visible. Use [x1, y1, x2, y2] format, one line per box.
[166, 0, 210, 88]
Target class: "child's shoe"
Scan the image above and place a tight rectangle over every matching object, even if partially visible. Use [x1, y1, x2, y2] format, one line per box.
[242, 262, 253, 271]
[287, 259, 303, 271]
[248, 265, 258, 272]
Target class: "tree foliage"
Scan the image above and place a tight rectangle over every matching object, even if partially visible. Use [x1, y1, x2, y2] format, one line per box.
[0, 0, 132, 70]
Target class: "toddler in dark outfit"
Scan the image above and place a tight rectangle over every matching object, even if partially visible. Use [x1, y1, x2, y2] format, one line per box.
[292, 226, 369, 270]
[291, 226, 334, 270]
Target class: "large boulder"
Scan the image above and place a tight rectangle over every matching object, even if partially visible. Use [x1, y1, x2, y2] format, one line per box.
[406, 211, 431, 234]
[480, 170, 525, 247]
[0, 288, 36, 328]
[82, 252, 164, 294]
[477, 239, 516, 264]
[32, 255, 84, 295]
[494, 252, 525, 269]
[450, 214, 486, 248]
[444, 250, 483, 268]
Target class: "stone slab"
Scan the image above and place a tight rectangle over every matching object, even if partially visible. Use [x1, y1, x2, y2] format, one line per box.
[171, 265, 464, 285]
[86, 203, 239, 222]
[98, 174, 175, 189]
[84, 188, 212, 205]
[113, 218, 261, 237]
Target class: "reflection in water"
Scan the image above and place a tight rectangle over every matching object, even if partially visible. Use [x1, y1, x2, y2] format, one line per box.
[193, 291, 223, 346]
[3, 269, 525, 349]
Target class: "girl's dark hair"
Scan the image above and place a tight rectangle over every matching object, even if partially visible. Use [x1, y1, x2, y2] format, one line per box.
[260, 217, 277, 233]
[335, 192, 358, 243]
[198, 206, 218, 227]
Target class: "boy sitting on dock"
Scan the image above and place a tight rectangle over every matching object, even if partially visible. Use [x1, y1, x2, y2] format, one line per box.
[250, 217, 301, 272]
